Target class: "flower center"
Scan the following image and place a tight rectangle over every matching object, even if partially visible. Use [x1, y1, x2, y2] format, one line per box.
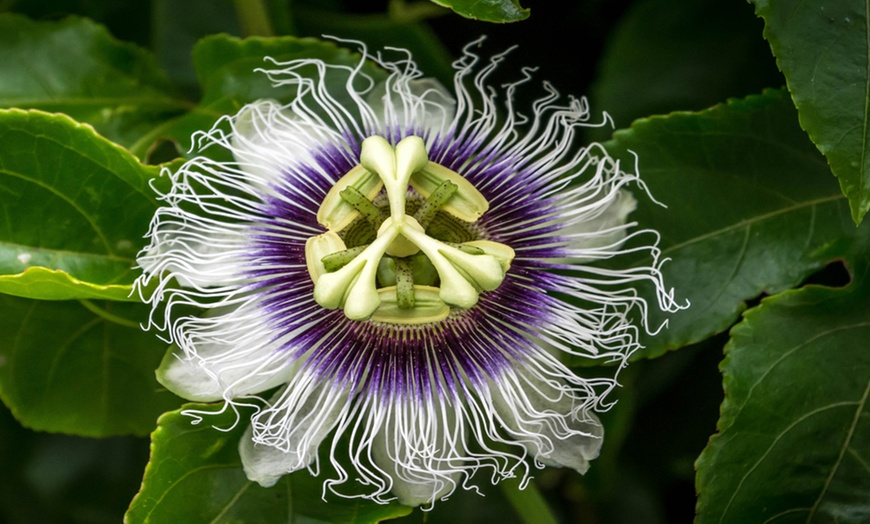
[305, 135, 515, 324]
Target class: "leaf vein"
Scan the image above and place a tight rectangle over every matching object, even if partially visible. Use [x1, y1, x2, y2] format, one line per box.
[806, 375, 870, 521]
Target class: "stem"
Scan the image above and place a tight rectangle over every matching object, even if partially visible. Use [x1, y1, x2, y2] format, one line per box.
[233, 0, 274, 36]
[78, 300, 141, 329]
[499, 477, 559, 524]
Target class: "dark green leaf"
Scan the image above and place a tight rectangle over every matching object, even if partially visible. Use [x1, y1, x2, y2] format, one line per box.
[0, 294, 182, 436]
[605, 89, 856, 359]
[126, 403, 412, 524]
[294, 6, 454, 84]
[751, 0, 870, 224]
[151, 0, 244, 99]
[695, 245, 870, 522]
[0, 402, 150, 523]
[162, 34, 387, 159]
[588, 0, 781, 141]
[429, 0, 529, 23]
[0, 110, 159, 301]
[0, 14, 190, 155]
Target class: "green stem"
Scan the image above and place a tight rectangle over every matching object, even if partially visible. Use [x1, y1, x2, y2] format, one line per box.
[233, 0, 274, 36]
[78, 300, 141, 329]
[499, 477, 559, 524]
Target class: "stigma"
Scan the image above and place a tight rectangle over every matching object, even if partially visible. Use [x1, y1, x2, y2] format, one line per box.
[305, 135, 515, 324]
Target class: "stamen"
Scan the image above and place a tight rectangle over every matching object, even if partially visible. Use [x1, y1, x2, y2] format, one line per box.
[444, 242, 485, 256]
[307, 134, 515, 322]
[410, 162, 490, 222]
[339, 187, 386, 227]
[370, 286, 450, 324]
[414, 179, 458, 229]
[305, 231, 347, 283]
[317, 165, 383, 230]
[321, 245, 370, 272]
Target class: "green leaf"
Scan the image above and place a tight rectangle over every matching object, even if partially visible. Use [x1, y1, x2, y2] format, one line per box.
[294, 6, 455, 84]
[429, 0, 529, 23]
[162, 34, 387, 158]
[751, 0, 870, 224]
[695, 246, 870, 522]
[126, 403, 412, 524]
[605, 89, 857, 359]
[0, 294, 183, 437]
[0, 14, 190, 154]
[588, 0, 782, 141]
[0, 109, 160, 301]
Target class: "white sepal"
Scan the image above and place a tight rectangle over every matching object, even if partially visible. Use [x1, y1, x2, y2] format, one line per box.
[241, 376, 349, 487]
[371, 399, 463, 507]
[492, 372, 603, 475]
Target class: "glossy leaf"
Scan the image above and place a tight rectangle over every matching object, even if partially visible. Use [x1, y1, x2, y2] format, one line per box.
[0, 294, 182, 437]
[0, 110, 159, 301]
[751, 0, 870, 224]
[161, 34, 387, 159]
[126, 403, 412, 524]
[695, 250, 870, 522]
[588, 0, 781, 141]
[0, 14, 189, 153]
[605, 89, 856, 359]
[294, 6, 454, 83]
[429, 0, 529, 23]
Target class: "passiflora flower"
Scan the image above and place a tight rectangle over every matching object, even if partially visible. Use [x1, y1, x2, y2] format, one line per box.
[136, 40, 681, 507]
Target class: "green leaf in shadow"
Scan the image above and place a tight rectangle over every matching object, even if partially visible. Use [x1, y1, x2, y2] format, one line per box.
[158, 34, 387, 160]
[0, 294, 183, 437]
[126, 403, 412, 523]
[429, 0, 529, 23]
[0, 14, 190, 154]
[695, 236, 870, 522]
[751, 0, 870, 224]
[0, 109, 160, 301]
[605, 89, 857, 359]
[588, 0, 781, 142]
[294, 6, 454, 84]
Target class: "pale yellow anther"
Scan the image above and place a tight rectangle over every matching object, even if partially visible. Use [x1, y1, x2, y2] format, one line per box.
[316, 165, 383, 230]
[462, 240, 516, 272]
[305, 231, 347, 283]
[411, 162, 489, 222]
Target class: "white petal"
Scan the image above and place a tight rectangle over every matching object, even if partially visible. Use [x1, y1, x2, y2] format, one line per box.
[371, 399, 463, 506]
[564, 189, 636, 252]
[231, 99, 330, 190]
[366, 77, 456, 136]
[138, 225, 250, 289]
[239, 423, 292, 488]
[156, 305, 298, 402]
[241, 375, 348, 488]
[492, 373, 604, 475]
